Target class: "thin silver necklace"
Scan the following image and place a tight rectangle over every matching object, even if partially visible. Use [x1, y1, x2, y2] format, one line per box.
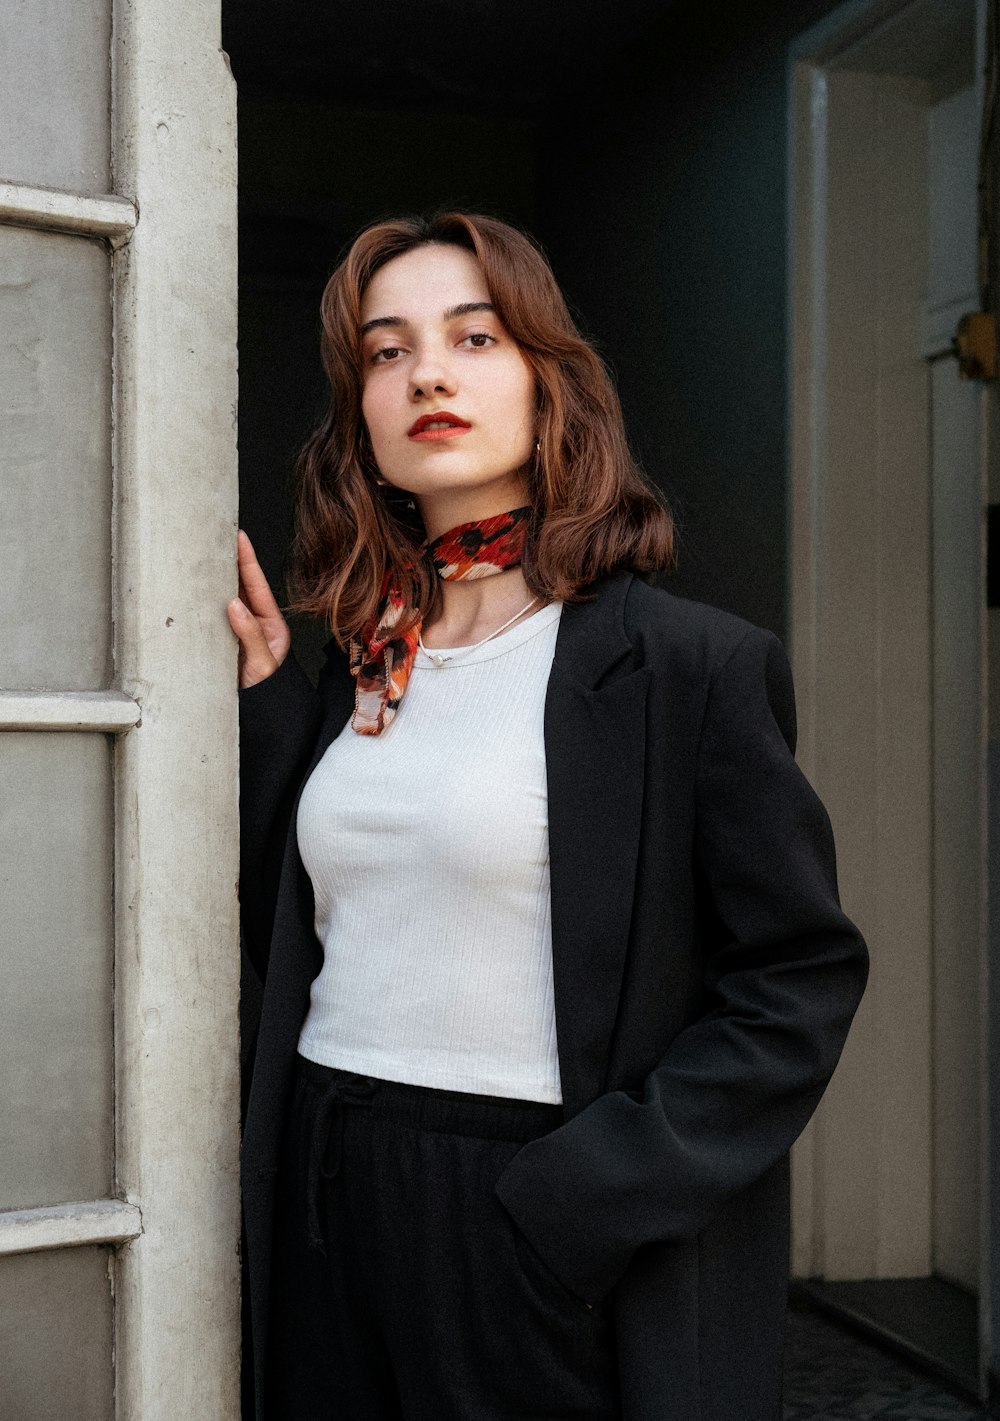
[418, 596, 540, 667]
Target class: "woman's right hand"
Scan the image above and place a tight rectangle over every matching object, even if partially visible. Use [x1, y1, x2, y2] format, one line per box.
[227, 530, 292, 689]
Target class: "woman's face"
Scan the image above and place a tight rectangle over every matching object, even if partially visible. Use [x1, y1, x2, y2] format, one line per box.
[359, 242, 537, 535]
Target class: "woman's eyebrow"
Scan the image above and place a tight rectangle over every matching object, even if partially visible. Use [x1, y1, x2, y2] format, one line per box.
[359, 301, 495, 337]
[445, 301, 495, 320]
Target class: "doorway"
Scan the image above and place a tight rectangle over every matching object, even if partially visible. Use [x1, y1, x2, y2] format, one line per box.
[225, 0, 994, 1406]
[788, 0, 988, 1399]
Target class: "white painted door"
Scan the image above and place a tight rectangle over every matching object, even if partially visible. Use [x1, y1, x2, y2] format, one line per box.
[787, 0, 986, 1292]
[0, 1, 240, 1415]
[925, 78, 984, 1295]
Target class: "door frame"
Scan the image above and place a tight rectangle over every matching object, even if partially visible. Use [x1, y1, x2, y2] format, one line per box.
[786, 0, 991, 1395]
[112, 0, 241, 1412]
[0, 1, 241, 1413]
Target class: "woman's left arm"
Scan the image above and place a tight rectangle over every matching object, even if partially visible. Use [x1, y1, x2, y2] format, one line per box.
[495, 627, 869, 1305]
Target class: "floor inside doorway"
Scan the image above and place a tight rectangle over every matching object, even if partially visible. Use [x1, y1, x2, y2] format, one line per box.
[783, 1307, 985, 1419]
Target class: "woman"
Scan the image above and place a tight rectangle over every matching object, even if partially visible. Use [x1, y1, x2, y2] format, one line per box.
[230, 211, 868, 1421]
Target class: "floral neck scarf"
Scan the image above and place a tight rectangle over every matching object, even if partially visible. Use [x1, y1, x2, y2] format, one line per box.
[348, 505, 532, 735]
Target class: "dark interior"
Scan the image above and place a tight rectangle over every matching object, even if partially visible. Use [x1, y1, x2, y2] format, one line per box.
[223, 0, 848, 673]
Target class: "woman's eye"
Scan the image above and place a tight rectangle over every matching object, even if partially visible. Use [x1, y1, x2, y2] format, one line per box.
[461, 332, 496, 349]
[370, 347, 402, 365]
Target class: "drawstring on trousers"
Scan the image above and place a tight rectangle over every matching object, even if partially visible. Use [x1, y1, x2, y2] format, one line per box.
[305, 1072, 379, 1252]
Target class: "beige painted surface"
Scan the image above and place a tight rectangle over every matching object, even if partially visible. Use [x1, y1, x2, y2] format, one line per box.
[924, 77, 983, 1295]
[929, 356, 984, 1291]
[822, 68, 933, 1281]
[112, 0, 241, 1413]
[789, 62, 935, 1280]
[0, 1248, 113, 1420]
[0, 0, 112, 194]
[0, 228, 112, 690]
[0, 734, 114, 1211]
[789, 0, 986, 1288]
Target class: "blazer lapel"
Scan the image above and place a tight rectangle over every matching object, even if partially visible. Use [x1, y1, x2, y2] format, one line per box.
[545, 572, 649, 1118]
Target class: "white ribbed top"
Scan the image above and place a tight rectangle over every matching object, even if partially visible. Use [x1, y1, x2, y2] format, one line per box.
[296, 600, 563, 1103]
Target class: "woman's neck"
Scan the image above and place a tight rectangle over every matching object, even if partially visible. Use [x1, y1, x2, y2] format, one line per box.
[415, 477, 530, 544]
[420, 568, 540, 649]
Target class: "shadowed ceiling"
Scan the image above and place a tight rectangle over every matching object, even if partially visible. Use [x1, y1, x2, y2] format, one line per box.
[223, 0, 674, 116]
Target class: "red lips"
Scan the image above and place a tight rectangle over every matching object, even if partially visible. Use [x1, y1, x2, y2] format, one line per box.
[407, 411, 472, 436]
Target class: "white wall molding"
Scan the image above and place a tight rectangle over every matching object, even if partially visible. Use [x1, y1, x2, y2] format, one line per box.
[0, 691, 140, 732]
[0, 1200, 142, 1258]
[0, 182, 136, 247]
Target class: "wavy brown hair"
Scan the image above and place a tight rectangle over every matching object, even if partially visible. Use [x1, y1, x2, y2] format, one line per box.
[286, 211, 675, 642]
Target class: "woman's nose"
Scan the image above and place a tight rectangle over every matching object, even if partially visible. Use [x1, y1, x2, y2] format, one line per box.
[409, 343, 458, 400]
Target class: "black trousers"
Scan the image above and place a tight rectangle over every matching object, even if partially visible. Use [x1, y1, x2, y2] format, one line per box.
[265, 1055, 621, 1420]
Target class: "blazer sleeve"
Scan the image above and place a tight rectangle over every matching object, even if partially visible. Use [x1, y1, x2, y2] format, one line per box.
[238, 653, 323, 980]
[494, 626, 869, 1305]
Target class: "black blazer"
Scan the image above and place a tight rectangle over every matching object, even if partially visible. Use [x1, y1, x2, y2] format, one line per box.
[238, 569, 868, 1421]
